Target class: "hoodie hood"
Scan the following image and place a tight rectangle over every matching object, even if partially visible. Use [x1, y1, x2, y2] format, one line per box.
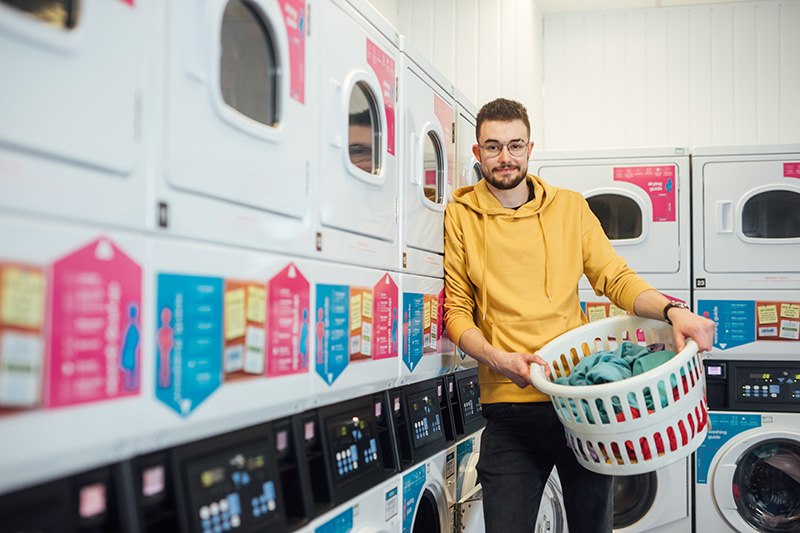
[452, 175, 559, 314]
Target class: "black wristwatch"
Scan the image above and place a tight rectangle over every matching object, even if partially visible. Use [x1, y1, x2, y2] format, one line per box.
[663, 301, 690, 325]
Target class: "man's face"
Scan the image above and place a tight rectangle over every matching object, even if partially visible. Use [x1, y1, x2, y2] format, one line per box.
[473, 119, 532, 191]
[349, 124, 374, 173]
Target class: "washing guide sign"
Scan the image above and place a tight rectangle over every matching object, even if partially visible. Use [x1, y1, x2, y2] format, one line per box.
[699, 299, 800, 350]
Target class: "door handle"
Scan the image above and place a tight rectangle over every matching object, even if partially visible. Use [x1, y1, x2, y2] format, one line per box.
[715, 201, 733, 233]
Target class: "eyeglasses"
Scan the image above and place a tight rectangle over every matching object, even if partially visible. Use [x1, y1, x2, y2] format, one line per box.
[479, 140, 529, 158]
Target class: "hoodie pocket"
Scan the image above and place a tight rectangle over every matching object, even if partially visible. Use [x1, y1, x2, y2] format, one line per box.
[490, 316, 568, 357]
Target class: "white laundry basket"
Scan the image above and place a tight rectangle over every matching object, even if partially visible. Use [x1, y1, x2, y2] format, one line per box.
[529, 315, 708, 476]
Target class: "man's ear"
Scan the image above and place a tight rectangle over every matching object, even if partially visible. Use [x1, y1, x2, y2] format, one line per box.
[472, 144, 481, 161]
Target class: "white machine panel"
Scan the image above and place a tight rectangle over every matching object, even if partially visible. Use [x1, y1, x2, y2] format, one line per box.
[311, 264, 400, 407]
[139, 237, 313, 453]
[314, 0, 399, 270]
[455, 90, 482, 192]
[398, 274, 454, 387]
[531, 147, 690, 291]
[305, 475, 402, 533]
[581, 289, 691, 325]
[154, 0, 314, 255]
[0, 213, 147, 495]
[401, 447, 454, 533]
[613, 458, 690, 533]
[694, 290, 800, 362]
[398, 37, 454, 277]
[0, 0, 146, 230]
[692, 144, 800, 290]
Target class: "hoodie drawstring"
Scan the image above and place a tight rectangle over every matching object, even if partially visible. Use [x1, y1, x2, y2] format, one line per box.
[538, 214, 552, 302]
[482, 214, 488, 319]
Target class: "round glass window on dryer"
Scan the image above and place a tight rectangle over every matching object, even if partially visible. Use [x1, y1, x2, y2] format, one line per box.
[733, 185, 800, 244]
[212, 0, 289, 141]
[411, 122, 448, 212]
[612, 472, 658, 529]
[584, 188, 648, 246]
[334, 71, 387, 186]
[0, 0, 80, 30]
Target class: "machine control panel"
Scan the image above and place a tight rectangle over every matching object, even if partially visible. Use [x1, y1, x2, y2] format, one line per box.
[327, 411, 380, 483]
[407, 389, 443, 449]
[184, 442, 280, 533]
[457, 375, 482, 425]
[737, 367, 800, 402]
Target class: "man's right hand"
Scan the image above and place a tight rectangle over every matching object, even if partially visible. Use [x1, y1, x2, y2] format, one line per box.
[489, 349, 551, 388]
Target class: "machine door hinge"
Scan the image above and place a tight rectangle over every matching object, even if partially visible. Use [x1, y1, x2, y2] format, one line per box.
[315, 232, 322, 252]
[158, 202, 169, 228]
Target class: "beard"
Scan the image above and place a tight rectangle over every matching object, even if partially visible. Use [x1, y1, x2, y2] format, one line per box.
[482, 163, 527, 190]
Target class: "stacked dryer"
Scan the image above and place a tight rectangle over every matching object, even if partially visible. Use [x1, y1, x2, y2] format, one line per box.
[691, 144, 800, 533]
[530, 148, 693, 533]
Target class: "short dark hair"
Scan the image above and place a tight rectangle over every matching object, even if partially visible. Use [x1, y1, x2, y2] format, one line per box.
[349, 108, 373, 128]
[476, 98, 530, 142]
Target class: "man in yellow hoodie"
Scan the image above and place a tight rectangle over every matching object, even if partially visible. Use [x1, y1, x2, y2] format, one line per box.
[443, 98, 715, 533]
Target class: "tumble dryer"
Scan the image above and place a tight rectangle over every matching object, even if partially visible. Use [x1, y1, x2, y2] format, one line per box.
[151, 0, 314, 256]
[696, 359, 800, 532]
[398, 273, 452, 387]
[313, 0, 400, 271]
[139, 238, 314, 455]
[531, 148, 692, 317]
[0, 213, 146, 496]
[692, 144, 800, 362]
[0, 0, 146, 230]
[398, 36, 455, 278]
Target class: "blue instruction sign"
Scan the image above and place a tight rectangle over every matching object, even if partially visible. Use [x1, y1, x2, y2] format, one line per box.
[697, 300, 756, 350]
[403, 293, 424, 372]
[156, 273, 224, 417]
[315, 507, 353, 533]
[316, 284, 350, 385]
[456, 437, 474, 500]
[695, 412, 761, 483]
[402, 464, 426, 533]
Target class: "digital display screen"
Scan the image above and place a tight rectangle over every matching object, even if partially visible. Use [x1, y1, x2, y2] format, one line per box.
[78, 483, 107, 519]
[326, 411, 379, 482]
[142, 465, 165, 498]
[407, 390, 443, 449]
[458, 376, 482, 425]
[707, 365, 723, 376]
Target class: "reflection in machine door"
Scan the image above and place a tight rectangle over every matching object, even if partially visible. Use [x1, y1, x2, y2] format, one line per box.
[691, 144, 800, 290]
[696, 360, 800, 533]
[314, 0, 399, 270]
[0, 0, 146, 230]
[155, 0, 314, 255]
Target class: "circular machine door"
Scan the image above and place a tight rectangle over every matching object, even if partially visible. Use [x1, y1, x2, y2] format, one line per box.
[536, 471, 568, 533]
[712, 435, 800, 532]
[613, 472, 658, 529]
[412, 487, 445, 533]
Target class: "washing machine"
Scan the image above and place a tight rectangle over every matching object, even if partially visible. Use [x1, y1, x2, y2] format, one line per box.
[696, 359, 800, 532]
[313, 0, 400, 271]
[0, 212, 146, 496]
[398, 273, 452, 387]
[311, 265, 399, 408]
[691, 144, 800, 291]
[137, 238, 314, 457]
[398, 36, 455, 278]
[150, 0, 315, 256]
[611, 458, 691, 533]
[304, 474, 402, 533]
[0, 0, 147, 230]
[401, 446, 454, 533]
[531, 148, 691, 325]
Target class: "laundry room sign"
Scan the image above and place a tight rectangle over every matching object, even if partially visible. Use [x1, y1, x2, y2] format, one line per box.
[614, 165, 676, 222]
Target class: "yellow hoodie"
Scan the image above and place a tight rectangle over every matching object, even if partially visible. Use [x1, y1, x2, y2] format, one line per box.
[444, 175, 654, 404]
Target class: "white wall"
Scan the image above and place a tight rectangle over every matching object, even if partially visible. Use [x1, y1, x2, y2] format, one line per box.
[542, 0, 800, 150]
[367, 0, 545, 144]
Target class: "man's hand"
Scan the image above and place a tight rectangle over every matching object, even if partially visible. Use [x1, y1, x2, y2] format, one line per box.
[489, 350, 551, 389]
[669, 307, 715, 353]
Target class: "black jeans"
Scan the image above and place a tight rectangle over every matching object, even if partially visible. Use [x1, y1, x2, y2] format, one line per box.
[477, 402, 613, 533]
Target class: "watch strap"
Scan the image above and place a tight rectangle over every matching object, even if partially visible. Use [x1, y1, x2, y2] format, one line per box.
[663, 301, 689, 325]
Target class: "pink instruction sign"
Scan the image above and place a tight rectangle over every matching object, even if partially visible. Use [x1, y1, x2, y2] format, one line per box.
[784, 163, 800, 179]
[371, 273, 398, 360]
[366, 38, 396, 155]
[279, 0, 306, 103]
[434, 94, 454, 186]
[48, 238, 142, 407]
[613, 166, 677, 222]
[267, 263, 310, 376]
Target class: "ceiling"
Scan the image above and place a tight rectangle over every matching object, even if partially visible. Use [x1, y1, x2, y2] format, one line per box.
[537, 0, 758, 12]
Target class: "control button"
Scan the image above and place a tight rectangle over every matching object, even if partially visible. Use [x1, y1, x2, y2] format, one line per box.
[230, 515, 241, 528]
[200, 506, 211, 520]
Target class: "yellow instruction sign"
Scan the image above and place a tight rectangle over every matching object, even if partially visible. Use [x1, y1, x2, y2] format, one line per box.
[225, 287, 247, 340]
[587, 306, 607, 322]
[1, 265, 44, 329]
[758, 305, 778, 325]
[780, 303, 800, 320]
[350, 293, 362, 331]
[246, 284, 266, 323]
[362, 291, 373, 319]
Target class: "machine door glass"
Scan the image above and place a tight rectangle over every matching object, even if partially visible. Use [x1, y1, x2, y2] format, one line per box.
[612, 473, 657, 529]
[586, 194, 643, 240]
[348, 82, 382, 175]
[422, 131, 445, 205]
[1, 0, 79, 28]
[536, 163, 680, 277]
[220, 0, 278, 127]
[741, 190, 800, 239]
[731, 438, 800, 533]
[165, 0, 309, 221]
[702, 159, 800, 273]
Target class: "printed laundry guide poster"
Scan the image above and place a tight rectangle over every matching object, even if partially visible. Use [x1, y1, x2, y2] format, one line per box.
[47, 238, 142, 408]
[223, 279, 266, 381]
[0, 262, 45, 409]
[403, 293, 424, 372]
[755, 300, 799, 341]
[315, 284, 350, 385]
[371, 273, 398, 360]
[156, 273, 223, 416]
[422, 294, 438, 354]
[267, 263, 310, 377]
[349, 286, 373, 361]
[614, 165, 676, 222]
